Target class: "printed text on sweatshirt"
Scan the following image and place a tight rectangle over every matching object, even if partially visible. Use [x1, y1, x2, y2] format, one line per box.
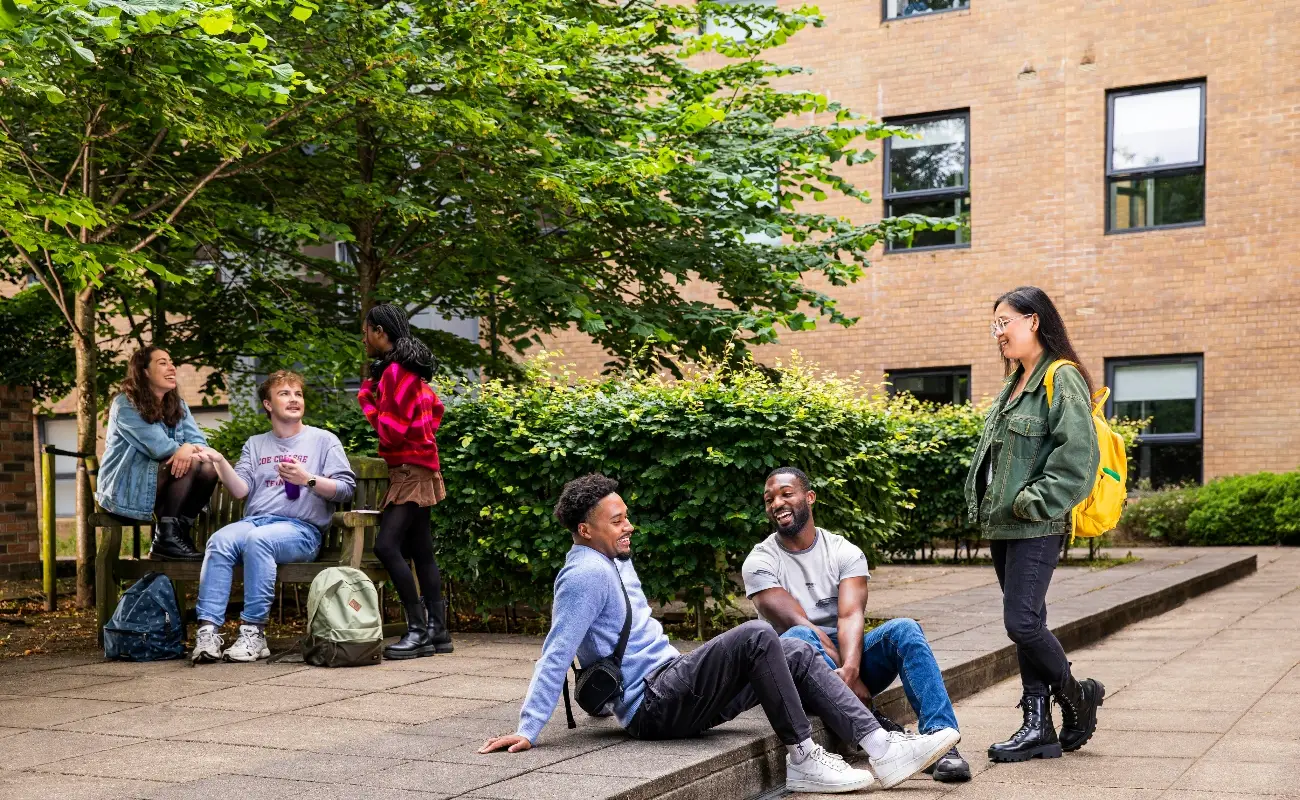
[357, 361, 444, 472]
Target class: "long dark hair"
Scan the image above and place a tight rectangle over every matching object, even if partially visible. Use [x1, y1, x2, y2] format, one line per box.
[994, 286, 1094, 397]
[121, 346, 184, 427]
[366, 303, 434, 383]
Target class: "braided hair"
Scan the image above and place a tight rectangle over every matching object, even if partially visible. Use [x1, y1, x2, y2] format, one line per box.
[366, 303, 434, 383]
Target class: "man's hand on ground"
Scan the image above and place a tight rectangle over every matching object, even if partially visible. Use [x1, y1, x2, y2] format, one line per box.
[480, 734, 532, 753]
[835, 666, 871, 703]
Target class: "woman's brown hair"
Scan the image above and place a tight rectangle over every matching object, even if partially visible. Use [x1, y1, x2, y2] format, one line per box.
[121, 346, 184, 427]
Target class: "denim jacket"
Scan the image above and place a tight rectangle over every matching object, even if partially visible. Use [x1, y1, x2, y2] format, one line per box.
[95, 393, 208, 521]
[963, 355, 1099, 540]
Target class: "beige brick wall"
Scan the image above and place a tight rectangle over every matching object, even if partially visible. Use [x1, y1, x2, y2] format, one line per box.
[546, 0, 1300, 480]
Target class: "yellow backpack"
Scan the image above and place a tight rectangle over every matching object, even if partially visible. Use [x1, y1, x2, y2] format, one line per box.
[1044, 360, 1128, 540]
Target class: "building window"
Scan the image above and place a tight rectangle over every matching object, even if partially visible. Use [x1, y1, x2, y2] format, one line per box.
[884, 0, 968, 20]
[701, 0, 777, 41]
[1106, 81, 1206, 233]
[1106, 355, 1203, 488]
[40, 416, 79, 518]
[884, 111, 970, 251]
[887, 367, 971, 405]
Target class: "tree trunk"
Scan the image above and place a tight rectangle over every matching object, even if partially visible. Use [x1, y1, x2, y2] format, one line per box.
[74, 285, 97, 609]
[152, 272, 166, 346]
[357, 253, 377, 380]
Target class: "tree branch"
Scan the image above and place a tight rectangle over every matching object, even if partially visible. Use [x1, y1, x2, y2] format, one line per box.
[106, 126, 168, 210]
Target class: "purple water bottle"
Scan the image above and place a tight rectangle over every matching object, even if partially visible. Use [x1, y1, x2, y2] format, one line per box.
[279, 456, 301, 500]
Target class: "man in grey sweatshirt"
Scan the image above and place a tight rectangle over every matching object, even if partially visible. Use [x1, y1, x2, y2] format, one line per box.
[188, 371, 356, 664]
[480, 474, 959, 793]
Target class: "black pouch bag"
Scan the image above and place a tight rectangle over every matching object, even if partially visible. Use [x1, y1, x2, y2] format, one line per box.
[561, 567, 632, 728]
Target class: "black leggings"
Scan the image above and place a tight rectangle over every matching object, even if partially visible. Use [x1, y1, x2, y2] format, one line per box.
[991, 534, 1071, 696]
[373, 502, 443, 610]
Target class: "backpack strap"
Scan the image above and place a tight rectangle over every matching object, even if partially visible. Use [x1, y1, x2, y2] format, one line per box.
[1043, 359, 1078, 407]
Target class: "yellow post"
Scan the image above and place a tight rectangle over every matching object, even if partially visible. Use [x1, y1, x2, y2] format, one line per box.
[41, 450, 56, 612]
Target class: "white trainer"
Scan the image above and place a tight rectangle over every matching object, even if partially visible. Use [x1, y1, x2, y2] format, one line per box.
[869, 728, 961, 790]
[191, 624, 224, 664]
[222, 624, 270, 662]
[786, 743, 878, 794]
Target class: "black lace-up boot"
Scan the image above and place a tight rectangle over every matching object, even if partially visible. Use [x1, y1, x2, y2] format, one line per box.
[1056, 672, 1106, 752]
[988, 695, 1062, 763]
[148, 517, 203, 561]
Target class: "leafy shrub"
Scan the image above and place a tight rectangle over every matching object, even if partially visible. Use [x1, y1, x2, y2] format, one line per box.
[429, 355, 904, 615]
[1185, 471, 1300, 545]
[1118, 484, 1201, 544]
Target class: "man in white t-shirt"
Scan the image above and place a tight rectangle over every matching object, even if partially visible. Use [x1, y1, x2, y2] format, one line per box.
[742, 467, 970, 783]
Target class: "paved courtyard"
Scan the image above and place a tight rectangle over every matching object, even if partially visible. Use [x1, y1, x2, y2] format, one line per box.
[0, 547, 1294, 799]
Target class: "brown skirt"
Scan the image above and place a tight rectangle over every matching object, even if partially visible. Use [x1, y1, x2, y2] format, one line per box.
[384, 464, 446, 508]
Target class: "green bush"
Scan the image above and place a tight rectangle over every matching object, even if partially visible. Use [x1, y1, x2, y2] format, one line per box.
[1185, 471, 1300, 546]
[1118, 484, 1201, 544]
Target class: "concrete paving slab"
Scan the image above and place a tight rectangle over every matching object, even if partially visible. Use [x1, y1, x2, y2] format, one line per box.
[170, 712, 400, 752]
[53, 703, 256, 738]
[1202, 733, 1300, 764]
[172, 683, 359, 713]
[0, 695, 140, 728]
[295, 691, 498, 724]
[254, 667, 433, 692]
[0, 771, 171, 800]
[463, 769, 642, 800]
[29, 739, 278, 782]
[1104, 688, 1261, 713]
[365, 759, 531, 795]
[136, 774, 306, 800]
[50, 676, 236, 704]
[0, 729, 142, 770]
[0, 671, 132, 696]
[1078, 729, 1221, 760]
[388, 675, 531, 702]
[230, 750, 405, 783]
[1172, 759, 1300, 796]
[978, 754, 1193, 790]
[1096, 707, 1242, 734]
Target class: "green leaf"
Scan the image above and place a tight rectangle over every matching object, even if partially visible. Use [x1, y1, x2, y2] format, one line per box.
[0, 0, 20, 29]
[290, 5, 312, 21]
[197, 8, 234, 35]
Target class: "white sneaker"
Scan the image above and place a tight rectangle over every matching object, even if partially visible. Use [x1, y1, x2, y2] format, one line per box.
[869, 728, 961, 790]
[786, 743, 878, 794]
[222, 624, 270, 662]
[191, 624, 224, 664]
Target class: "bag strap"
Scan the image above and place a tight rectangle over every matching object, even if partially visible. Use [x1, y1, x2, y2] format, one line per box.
[1043, 359, 1076, 407]
[562, 677, 577, 729]
[611, 565, 633, 664]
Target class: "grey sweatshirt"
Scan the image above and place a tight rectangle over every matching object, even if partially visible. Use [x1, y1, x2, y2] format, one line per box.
[233, 425, 356, 530]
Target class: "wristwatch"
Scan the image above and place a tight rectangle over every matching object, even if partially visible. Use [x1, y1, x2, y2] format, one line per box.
[306, 476, 318, 490]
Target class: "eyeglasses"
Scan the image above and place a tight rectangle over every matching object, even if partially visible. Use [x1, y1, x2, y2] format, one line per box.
[990, 313, 1034, 337]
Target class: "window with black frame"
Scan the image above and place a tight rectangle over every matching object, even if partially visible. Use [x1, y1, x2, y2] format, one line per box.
[887, 367, 971, 405]
[1106, 355, 1203, 488]
[884, 0, 968, 21]
[884, 112, 970, 251]
[1106, 81, 1206, 232]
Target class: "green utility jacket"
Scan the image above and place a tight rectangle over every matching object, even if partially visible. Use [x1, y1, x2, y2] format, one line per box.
[964, 354, 1099, 540]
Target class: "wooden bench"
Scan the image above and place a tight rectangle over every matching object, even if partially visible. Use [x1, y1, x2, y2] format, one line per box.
[93, 456, 394, 640]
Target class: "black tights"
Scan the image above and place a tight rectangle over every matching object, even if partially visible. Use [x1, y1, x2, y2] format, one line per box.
[156, 461, 219, 520]
[373, 502, 443, 610]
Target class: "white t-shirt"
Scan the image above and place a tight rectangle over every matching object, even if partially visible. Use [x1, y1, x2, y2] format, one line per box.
[742, 528, 871, 634]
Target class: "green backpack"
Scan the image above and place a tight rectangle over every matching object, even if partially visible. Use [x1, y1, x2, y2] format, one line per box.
[303, 567, 383, 668]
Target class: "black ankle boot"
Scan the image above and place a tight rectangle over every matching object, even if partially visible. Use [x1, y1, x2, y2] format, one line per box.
[422, 595, 454, 654]
[148, 517, 203, 561]
[988, 695, 1062, 763]
[1056, 673, 1106, 752]
[384, 600, 434, 660]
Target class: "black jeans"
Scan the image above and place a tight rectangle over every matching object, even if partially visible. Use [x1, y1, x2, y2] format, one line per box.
[627, 620, 880, 747]
[991, 534, 1070, 696]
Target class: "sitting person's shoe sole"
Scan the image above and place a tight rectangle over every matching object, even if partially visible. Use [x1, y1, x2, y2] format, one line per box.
[927, 747, 971, 782]
[871, 728, 962, 790]
[786, 744, 878, 794]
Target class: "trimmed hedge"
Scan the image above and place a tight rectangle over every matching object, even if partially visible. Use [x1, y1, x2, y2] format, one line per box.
[1119, 471, 1300, 546]
[206, 356, 1145, 616]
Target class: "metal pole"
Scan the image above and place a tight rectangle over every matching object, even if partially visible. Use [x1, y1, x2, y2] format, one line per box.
[42, 451, 57, 612]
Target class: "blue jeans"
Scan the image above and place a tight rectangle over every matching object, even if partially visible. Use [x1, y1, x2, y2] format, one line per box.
[196, 515, 321, 626]
[783, 618, 959, 734]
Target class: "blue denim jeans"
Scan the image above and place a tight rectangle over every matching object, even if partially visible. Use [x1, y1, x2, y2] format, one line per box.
[196, 515, 321, 626]
[782, 618, 959, 734]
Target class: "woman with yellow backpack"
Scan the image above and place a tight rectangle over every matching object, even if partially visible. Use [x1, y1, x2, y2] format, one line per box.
[965, 286, 1120, 765]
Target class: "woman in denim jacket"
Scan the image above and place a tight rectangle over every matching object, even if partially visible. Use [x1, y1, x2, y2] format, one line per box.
[964, 287, 1105, 764]
[96, 347, 217, 561]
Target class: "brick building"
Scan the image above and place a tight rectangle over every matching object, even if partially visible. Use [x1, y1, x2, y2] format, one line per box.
[0, 387, 39, 578]
[549, 0, 1300, 486]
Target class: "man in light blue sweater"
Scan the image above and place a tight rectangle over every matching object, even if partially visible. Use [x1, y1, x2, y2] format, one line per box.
[480, 474, 959, 793]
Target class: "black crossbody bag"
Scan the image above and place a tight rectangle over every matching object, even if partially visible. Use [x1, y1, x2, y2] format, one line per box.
[561, 568, 632, 729]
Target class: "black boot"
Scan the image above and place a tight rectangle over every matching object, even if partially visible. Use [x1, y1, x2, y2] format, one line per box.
[988, 695, 1062, 763]
[384, 600, 435, 660]
[423, 595, 454, 654]
[1056, 673, 1106, 752]
[148, 517, 203, 561]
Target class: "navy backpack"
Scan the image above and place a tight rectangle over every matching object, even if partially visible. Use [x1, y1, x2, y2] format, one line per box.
[103, 572, 187, 661]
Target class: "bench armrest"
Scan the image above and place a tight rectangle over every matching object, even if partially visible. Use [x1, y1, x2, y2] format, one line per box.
[332, 509, 382, 568]
[332, 510, 384, 529]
